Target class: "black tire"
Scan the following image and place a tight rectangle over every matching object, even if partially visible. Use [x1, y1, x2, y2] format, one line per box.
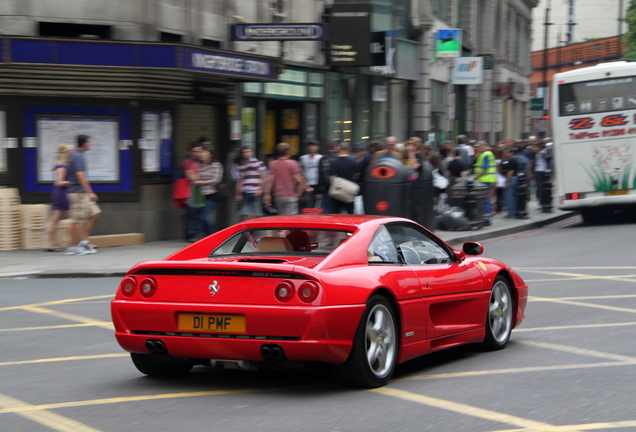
[334, 295, 398, 388]
[580, 208, 604, 224]
[483, 276, 514, 351]
[130, 353, 193, 377]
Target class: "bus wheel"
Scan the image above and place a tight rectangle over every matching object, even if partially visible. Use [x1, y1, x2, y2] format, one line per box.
[580, 208, 604, 224]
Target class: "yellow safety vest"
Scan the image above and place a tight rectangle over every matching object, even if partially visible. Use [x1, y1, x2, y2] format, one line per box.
[474, 150, 497, 183]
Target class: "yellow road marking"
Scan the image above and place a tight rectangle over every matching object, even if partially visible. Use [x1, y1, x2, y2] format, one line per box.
[0, 388, 276, 415]
[0, 354, 128, 368]
[516, 322, 636, 332]
[20, 306, 114, 330]
[0, 295, 114, 312]
[371, 387, 564, 431]
[544, 295, 636, 301]
[0, 323, 96, 332]
[520, 270, 636, 284]
[488, 420, 636, 431]
[529, 296, 636, 315]
[0, 393, 102, 432]
[517, 340, 636, 363]
[517, 267, 636, 270]
[398, 361, 634, 381]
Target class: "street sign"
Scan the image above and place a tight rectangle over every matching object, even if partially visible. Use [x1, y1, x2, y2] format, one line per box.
[536, 119, 547, 133]
[436, 29, 461, 58]
[329, 4, 372, 66]
[451, 57, 483, 85]
[531, 98, 544, 111]
[478, 54, 493, 69]
[231, 24, 326, 41]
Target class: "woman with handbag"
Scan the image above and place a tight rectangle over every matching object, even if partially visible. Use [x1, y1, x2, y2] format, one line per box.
[329, 142, 358, 214]
[192, 147, 223, 237]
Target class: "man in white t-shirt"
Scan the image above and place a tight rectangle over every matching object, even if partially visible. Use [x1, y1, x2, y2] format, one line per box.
[299, 140, 323, 209]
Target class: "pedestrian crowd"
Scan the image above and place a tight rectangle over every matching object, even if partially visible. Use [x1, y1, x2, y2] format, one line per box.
[171, 134, 554, 242]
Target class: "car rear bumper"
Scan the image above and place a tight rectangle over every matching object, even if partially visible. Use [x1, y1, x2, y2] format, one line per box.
[112, 300, 365, 365]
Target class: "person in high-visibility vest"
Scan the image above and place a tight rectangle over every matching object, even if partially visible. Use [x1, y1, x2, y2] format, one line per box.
[472, 141, 497, 225]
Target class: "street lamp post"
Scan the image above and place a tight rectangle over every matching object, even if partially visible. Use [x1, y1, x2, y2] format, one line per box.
[542, 0, 553, 119]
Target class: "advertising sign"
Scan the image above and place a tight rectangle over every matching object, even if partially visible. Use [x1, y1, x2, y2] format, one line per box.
[231, 24, 325, 41]
[436, 29, 461, 58]
[329, 4, 372, 66]
[451, 57, 483, 85]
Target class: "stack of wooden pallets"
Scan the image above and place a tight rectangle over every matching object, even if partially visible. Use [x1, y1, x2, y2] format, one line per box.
[0, 188, 22, 251]
[21, 204, 50, 250]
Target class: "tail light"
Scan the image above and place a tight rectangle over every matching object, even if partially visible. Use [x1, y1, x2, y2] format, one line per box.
[120, 276, 137, 297]
[139, 277, 157, 298]
[275, 281, 295, 302]
[298, 281, 319, 303]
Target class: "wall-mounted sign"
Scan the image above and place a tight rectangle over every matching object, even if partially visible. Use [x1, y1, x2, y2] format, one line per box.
[231, 24, 325, 41]
[187, 48, 275, 80]
[436, 29, 461, 58]
[329, 3, 372, 66]
[478, 54, 494, 70]
[451, 57, 483, 85]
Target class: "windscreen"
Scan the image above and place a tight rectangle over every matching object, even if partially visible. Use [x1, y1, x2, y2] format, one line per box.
[558, 76, 636, 117]
[211, 228, 353, 256]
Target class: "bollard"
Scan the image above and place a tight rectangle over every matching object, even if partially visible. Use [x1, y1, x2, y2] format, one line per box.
[540, 169, 553, 213]
[516, 172, 528, 219]
[464, 179, 480, 229]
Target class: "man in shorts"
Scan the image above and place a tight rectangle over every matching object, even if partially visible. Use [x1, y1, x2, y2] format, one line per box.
[65, 135, 101, 255]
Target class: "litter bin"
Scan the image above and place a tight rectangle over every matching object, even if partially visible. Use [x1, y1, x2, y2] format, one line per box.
[447, 178, 487, 228]
[363, 158, 410, 217]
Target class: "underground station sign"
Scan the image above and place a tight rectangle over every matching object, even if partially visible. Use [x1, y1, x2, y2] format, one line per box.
[232, 24, 326, 41]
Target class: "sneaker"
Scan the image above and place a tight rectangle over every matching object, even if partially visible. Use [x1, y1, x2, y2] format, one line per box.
[80, 241, 97, 254]
[64, 246, 78, 255]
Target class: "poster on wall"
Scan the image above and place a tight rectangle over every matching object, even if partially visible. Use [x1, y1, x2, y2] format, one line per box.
[0, 109, 6, 172]
[160, 110, 173, 174]
[242, 108, 256, 150]
[142, 112, 160, 172]
[37, 117, 119, 182]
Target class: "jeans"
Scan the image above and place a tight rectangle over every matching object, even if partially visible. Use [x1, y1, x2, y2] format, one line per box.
[185, 206, 199, 240]
[331, 198, 354, 214]
[505, 176, 519, 216]
[200, 196, 218, 236]
[478, 182, 492, 220]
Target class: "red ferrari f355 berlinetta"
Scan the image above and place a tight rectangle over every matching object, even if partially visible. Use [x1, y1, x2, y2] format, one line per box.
[111, 215, 527, 388]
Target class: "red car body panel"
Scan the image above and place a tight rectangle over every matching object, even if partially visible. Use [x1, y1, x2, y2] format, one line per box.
[111, 215, 527, 367]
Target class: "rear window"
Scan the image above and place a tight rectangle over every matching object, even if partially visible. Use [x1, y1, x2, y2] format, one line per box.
[211, 228, 353, 257]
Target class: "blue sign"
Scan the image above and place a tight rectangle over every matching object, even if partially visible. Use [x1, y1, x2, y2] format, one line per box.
[232, 24, 325, 41]
[185, 48, 275, 80]
[4, 38, 277, 81]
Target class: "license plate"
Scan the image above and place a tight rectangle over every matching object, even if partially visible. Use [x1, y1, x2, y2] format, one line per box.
[178, 314, 246, 333]
[606, 189, 629, 196]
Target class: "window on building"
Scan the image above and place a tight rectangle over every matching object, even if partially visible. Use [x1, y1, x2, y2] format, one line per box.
[160, 32, 182, 42]
[432, 0, 451, 22]
[39, 22, 111, 39]
[201, 39, 221, 48]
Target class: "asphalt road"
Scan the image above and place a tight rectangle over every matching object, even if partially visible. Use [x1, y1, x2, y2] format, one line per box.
[1, 214, 636, 432]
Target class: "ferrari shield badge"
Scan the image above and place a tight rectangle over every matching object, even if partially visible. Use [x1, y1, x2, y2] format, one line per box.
[478, 261, 487, 271]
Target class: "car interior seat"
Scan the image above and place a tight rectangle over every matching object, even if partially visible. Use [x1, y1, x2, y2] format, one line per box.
[256, 237, 293, 252]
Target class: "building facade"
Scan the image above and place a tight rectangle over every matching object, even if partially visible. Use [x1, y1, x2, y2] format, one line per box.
[412, 0, 537, 146]
[0, 0, 537, 241]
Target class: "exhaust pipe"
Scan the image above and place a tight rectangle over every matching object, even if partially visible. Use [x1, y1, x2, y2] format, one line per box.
[145, 339, 167, 354]
[260, 344, 284, 360]
[260, 346, 270, 359]
[270, 346, 283, 359]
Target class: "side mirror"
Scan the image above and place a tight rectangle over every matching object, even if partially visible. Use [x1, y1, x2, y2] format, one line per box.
[462, 242, 484, 256]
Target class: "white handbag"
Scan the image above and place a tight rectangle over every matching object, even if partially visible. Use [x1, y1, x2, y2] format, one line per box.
[329, 176, 360, 203]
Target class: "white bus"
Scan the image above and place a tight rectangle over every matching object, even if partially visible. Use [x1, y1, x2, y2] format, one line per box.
[552, 61, 636, 222]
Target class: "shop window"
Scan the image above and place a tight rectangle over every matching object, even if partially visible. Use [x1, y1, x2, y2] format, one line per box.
[39, 22, 111, 39]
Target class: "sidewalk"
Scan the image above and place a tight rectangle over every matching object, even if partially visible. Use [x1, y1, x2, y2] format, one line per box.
[0, 200, 576, 279]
